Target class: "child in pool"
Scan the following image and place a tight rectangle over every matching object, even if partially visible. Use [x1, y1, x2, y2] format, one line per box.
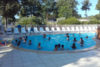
[80, 38, 84, 47]
[38, 42, 41, 49]
[54, 45, 58, 51]
[72, 43, 76, 49]
[61, 45, 64, 50]
[29, 40, 32, 45]
[48, 37, 51, 40]
[73, 37, 77, 42]
[43, 34, 46, 38]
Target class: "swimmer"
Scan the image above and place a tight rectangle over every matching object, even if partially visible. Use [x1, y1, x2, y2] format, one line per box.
[43, 34, 46, 38]
[48, 37, 51, 40]
[86, 36, 88, 38]
[58, 44, 60, 48]
[72, 43, 76, 49]
[73, 38, 77, 42]
[54, 45, 58, 51]
[17, 40, 21, 47]
[29, 40, 32, 45]
[80, 38, 84, 47]
[61, 45, 64, 50]
[38, 42, 41, 49]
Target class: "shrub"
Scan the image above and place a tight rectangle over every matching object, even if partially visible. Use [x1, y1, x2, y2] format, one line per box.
[57, 17, 81, 25]
[89, 19, 100, 24]
[17, 16, 42, 25]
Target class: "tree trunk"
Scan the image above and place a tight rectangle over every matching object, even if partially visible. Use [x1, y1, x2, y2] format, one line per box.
[5, 17, 8, 29]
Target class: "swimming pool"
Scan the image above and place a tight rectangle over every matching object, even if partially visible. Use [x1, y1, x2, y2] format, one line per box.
[12, 33, 96, 51]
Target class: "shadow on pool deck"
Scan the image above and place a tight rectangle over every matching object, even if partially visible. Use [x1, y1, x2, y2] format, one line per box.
[0, 46, 100, 67]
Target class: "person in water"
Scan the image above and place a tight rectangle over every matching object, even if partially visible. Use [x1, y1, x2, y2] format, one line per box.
[61, 45, 64, 50]
[43, 34, 46, 38]
[58, 44, 60, 48]
[86, 36, 88, 38]
[48, 37, 51, 40]
[72, 43, 76, 49]
[80, 38, 84, 47]
[38, 42, 41, 49]
[17, 40, 21, 47]
[54, 45, 58, 51]
[29, 40, 32, 45]
[73, 38, 77, 42]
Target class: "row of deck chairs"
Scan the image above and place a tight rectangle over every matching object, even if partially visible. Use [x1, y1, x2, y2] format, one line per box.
[6, 26, 97, 34]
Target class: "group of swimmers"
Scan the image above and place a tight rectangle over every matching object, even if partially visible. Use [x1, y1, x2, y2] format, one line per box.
[14, 33, 88, 51]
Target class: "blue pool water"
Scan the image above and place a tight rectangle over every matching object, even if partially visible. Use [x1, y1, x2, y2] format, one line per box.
[12, 33, 96, 51]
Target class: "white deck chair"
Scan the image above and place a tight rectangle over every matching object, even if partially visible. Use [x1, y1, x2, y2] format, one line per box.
[66, 27, 70, 32]
[45, 27, 52, 32]
[21, 27, 26, 34]
[51, 27, 56, 32]
[56, 27, 60, 32]
[75, 26, 80, 33]
[79, 26, 84, 33]
[71, 27, 75, 32]
[88, 27, 92, 32]
[34, 27, 39, 33]
[14, 28, 19, 34]
[6, 28, 12, 34]
[83, 26, 88, 32]
[61, 27, 66, 32]
[39, 27, 45, 32]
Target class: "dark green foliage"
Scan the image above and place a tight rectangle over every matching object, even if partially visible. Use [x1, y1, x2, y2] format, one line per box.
[96, 0, 100, 14]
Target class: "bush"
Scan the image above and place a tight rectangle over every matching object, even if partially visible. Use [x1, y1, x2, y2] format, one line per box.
[57, 17, 81, 25]
[17, 16, 42, 25]
[89, 19, 100, 24]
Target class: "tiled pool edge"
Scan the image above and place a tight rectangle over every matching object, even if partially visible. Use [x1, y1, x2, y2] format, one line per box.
[10, 44, 96, 54]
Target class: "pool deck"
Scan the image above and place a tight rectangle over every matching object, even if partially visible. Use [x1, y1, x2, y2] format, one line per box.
[0, 34, 100, 67]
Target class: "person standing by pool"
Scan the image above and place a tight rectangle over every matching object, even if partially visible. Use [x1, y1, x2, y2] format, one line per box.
[17, 25, 21, 33]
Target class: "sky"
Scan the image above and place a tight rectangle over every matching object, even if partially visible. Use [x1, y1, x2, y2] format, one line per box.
[77, 0, 99, 17]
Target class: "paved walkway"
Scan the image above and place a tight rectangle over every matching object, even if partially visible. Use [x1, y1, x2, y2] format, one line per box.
[0, 46, 100, 67]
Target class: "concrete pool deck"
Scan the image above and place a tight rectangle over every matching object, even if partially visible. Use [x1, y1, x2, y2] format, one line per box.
[0, 34, 100, 67]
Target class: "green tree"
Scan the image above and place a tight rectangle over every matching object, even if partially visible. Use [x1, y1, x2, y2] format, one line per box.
[57, 0, 79, 18]
[0, 0, 20, 28]
[81, 0, 91, 18]
[96, 0, 100, 14]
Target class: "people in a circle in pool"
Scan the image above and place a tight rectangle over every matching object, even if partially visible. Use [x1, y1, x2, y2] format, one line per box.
[29, 40, 32, 45]
[61, 45, 64, 50]
[43, 34, 46, 38]
[73, 37, 77, 42]
[48, 37, 51, 40]
[72, 42, 76, 49]
[54, 45, 58, 51]
[38, 42, 41, 49]
[80, 38, 84, 47]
